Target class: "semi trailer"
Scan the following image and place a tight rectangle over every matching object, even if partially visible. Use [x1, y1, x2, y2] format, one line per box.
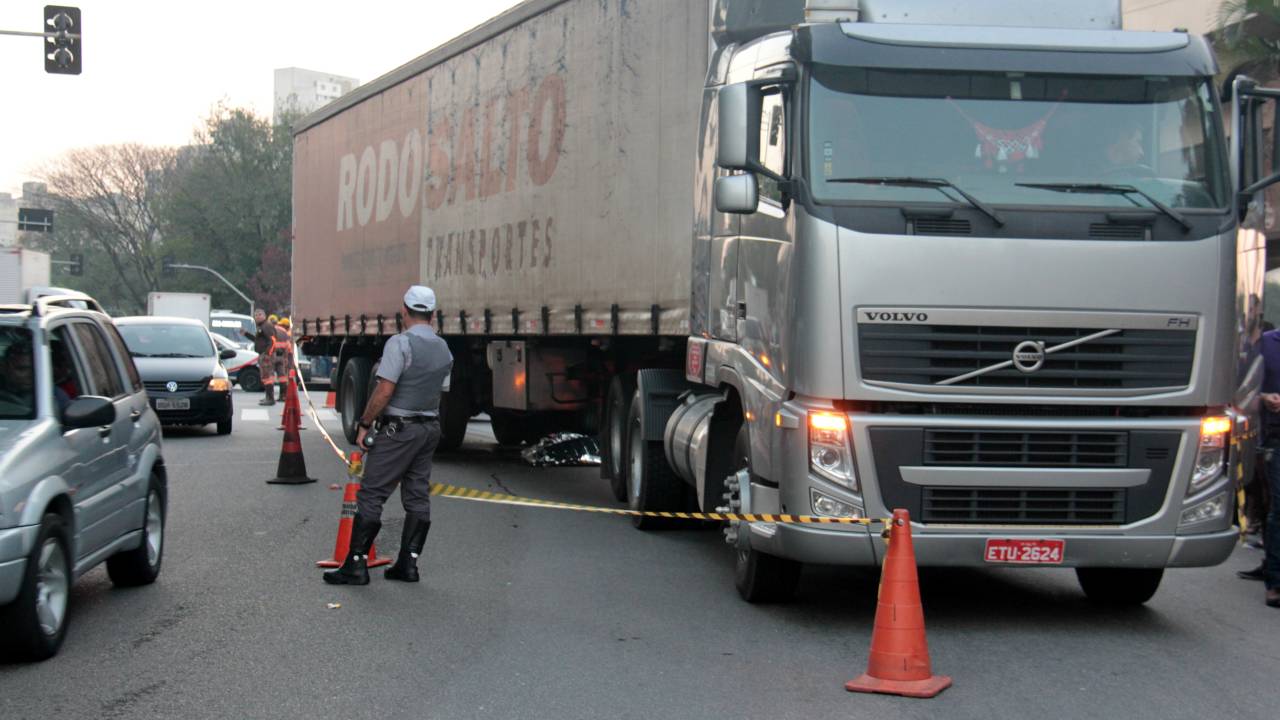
[292, 0, 1280, 604]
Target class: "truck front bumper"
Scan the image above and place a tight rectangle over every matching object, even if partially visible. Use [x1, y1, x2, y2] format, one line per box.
[748, 522, 1238, 568]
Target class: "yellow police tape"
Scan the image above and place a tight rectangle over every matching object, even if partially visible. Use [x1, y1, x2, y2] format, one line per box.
[428, 483, 886, 526]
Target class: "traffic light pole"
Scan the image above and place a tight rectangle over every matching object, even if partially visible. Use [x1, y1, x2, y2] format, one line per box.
[166, 263, 254, 317]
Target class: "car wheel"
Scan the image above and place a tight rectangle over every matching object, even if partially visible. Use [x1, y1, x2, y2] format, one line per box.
[1076, 567, 1163, 605]
[216, 416, 233, 435]
[106, 477, 166, 587]
[239, 366, 262, 392]
[0, 513, 71, 661]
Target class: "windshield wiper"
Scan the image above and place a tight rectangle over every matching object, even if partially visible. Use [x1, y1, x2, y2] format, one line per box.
[1014, 182, 1192, 233]
[130, 352, 154, 358]
[826, 176, 1005, 227]
[150, 352, 204, 358]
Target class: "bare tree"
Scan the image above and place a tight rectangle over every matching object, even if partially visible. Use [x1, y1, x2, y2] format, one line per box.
[40, 144, 179, 310]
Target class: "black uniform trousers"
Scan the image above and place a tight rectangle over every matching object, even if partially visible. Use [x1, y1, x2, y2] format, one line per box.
[356, 419, 441, 522]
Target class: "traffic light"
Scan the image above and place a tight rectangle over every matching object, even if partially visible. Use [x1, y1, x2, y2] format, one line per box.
[68, 253, 83, 277]
[43, 6, 81, 75]
[161, 254, 175, 277]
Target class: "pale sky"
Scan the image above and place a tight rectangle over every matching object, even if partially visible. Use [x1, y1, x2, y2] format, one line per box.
[0, 0, 524, 196]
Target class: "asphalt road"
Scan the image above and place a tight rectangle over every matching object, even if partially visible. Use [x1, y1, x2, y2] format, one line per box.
[2, 389, 1277, 719]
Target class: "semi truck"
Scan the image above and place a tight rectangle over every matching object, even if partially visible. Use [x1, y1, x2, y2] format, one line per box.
[292, 0, 1280, 604]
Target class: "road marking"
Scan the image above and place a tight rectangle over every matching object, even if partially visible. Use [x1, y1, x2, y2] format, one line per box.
[241, 409, 269, 421]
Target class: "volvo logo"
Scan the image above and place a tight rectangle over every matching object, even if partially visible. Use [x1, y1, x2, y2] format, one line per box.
[165, 381, 178, 393]
[1012, 341, 1046, 374]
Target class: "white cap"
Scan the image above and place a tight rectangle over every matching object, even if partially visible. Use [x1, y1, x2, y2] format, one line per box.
[403, 285, 437, 313]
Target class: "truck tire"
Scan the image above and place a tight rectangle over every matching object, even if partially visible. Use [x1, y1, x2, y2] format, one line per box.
[239, 366, 262, 392]
[106, 476, 166, 587]
[730, 423, 802, 603]
[340, 357, 372, 445]
[0, 513, 71, 661]
[601, 374, 637, 501]
[1076, 567, 1163, 605]
[626, 389, 686, 529]
[438, 374, 470, 452]
[490, 410, 538, 446]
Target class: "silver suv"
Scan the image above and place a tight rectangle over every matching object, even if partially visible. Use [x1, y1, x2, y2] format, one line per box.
[0, 292, 166, 660]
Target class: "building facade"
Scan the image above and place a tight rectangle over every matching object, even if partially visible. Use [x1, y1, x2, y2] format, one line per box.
[273, 68, 360, 119]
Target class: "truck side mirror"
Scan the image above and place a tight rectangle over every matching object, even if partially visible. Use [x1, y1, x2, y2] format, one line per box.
[715, 173, 759, 214]
[717, 82, 758, 171]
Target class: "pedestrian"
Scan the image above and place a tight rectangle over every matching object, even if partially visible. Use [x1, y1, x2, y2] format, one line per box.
[1248, 324, 1280, 607]
[249, 310, 283, 406]
[324, 285, 453, 586]
[271, 316, 293, 401]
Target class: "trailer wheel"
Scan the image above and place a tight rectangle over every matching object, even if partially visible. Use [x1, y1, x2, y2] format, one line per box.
[625, 389, 685, 529]
[729, 423, 801, 603]
[1076, 568, 1163, 606]
[601, 374, 636, 501]
[438, 374, 470, 452]
[340, 357, 372, 445]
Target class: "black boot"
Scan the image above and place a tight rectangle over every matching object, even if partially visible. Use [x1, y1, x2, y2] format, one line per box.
[1238, 562, 1267, 581]
[385, 513, 431, 582]
[258, 383, 276, 406]
[323, 515, 381, 585]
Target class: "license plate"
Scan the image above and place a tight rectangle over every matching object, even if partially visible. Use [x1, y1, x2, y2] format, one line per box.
[984, 538, 1065, 565]
[155, 398, 190, 411]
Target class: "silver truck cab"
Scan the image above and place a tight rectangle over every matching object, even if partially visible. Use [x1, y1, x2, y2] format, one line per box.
[663, 0, 1280, 604]
[0, 294, 167, 660]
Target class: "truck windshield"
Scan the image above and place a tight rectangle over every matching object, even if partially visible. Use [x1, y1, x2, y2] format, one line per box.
[117, 324, 215, 358]
[807, 66, 1228, 214]
[0, 328, 36, 419]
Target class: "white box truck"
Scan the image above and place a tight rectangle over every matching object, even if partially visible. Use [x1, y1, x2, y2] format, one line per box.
[147, 292, 211, 327]
[0, 248, 52, 305]
[292, 0, 1278, 605]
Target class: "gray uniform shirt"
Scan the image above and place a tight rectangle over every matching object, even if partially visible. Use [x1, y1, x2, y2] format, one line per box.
[377, 324, 452, 417]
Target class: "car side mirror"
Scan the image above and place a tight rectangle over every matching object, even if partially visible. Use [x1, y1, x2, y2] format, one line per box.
[62, 395, 116, 429]
[219, 349, 237, 360]
[715, 173, 759, 214]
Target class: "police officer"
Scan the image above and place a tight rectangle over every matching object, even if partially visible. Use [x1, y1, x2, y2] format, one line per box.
[324, 285, 453, 586]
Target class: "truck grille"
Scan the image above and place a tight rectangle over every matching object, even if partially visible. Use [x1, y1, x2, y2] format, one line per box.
[144, 380, 206, 393]
[924, 429, 1128, 468]
[922, 487, 1126, 524]
[858, 324, 1194, 390]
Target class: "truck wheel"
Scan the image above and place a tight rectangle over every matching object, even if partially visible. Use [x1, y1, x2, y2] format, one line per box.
[601, 374, 636, 501]
[438, 374, 470, 452]
[729, 423, 801, 603]
[1076, 568, 1163, 605]
[626, 389, 685, 529]
[239, 366, 262, 392]
[340, 357, 372, 445]
[0, 513, 71, 661]
[106, 476, 166, 587]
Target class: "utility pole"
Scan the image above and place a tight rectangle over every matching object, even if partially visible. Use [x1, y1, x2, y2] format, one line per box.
[162, 257, 254, 316]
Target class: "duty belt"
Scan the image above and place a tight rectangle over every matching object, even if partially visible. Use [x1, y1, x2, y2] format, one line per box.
[380, 415, 438, 429]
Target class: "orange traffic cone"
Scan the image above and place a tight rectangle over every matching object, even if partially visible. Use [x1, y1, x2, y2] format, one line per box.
[267, 386, 316, 485]
[317, 452, 391, 568]
[278, 370, 305, 431]
[324, 390, 337, 409]
[846, 509, 951, 698]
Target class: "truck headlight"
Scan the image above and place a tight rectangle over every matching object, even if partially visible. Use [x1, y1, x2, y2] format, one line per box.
[1190, 415, 1230, 493]
[1179, 491, 1228, 526]
[809, 411, 857, 491]
[207, 378, 232, 392]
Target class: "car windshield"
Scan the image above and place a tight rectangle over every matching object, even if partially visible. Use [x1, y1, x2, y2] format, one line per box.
[117, 324, 215, 358]
[0, 327, 36, 419]
[210, 316, 254, 344]
[808, 67, 1229, 215]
